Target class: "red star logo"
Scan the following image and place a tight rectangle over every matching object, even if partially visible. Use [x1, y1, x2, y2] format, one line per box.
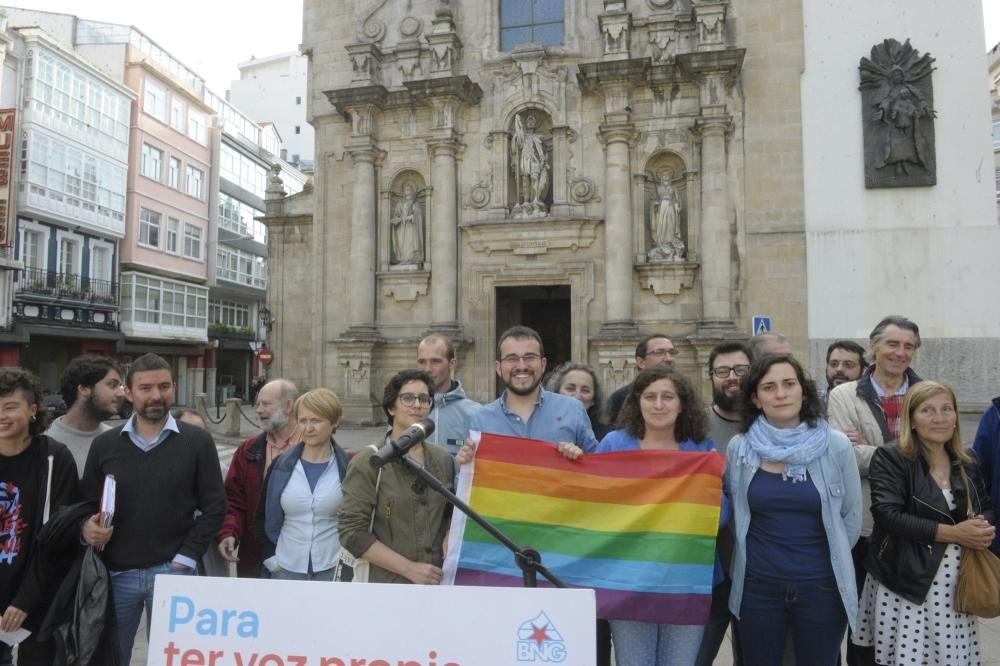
[529, 624, 550, 647]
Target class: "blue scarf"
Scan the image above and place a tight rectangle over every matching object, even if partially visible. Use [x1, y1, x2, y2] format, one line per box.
[736, 416, 831, 482]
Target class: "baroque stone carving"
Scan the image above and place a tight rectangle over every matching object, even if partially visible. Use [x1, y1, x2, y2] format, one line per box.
[356, 0, 388, 44]
[649, 30, 673, 62]
[389, 181, 426, 264]
[510, 111, 552, 218]
[468, 179, 492, 209]
[859, 38, 937, 188]
[568, 169, 600, 204]
[399, 16, 423, 39]
[647, 168, 685, 261]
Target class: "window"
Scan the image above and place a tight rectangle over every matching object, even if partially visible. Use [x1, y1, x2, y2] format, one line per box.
[140, 143, 163, 181]
[185, 165, 204, 199]
[166, 218, 180, 254]
[295, 96, 302, 105]
[143, 78, 167, 122]
[24, 130, 127, 223]
[90, 244, 113, 283]
[120, 272, 208, 330]
[219, 144, 267, 197]
[500, 0, 564, 51]
[58, 237, 80, 275]
[218, 192, 266, 242]
[19, 227, 46, 271]
[294, 125, 301, 134]
[993, 120, 1000, 150]
[139, 207, 161, 248]
[187, 110, 207, 145]
[168, 157, 181, 189]
[209, 300, 250, 328]
[216, 246, 266, 289]
[183, 224, 202, 260]
[171, 99, 185, 131]
[31, 49, 129, 156]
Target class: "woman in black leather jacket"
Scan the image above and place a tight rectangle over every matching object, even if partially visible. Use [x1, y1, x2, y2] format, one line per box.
[853, 381, 995, 666]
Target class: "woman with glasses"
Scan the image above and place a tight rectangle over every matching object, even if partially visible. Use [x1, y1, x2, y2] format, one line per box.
[339, 369, 456, 584]
[255, 388, 349, 581]
[596, 366, 731, 665]
[727, 354, 862, 665]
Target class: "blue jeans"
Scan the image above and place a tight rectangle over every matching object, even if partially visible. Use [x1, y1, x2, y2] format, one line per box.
[609, 620, 705, 666]
[111, 562, 196, 665]
[738, 574, 847, 666]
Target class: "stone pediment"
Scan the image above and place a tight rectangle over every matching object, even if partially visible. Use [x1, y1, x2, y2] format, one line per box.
[460, 217, 601, 256]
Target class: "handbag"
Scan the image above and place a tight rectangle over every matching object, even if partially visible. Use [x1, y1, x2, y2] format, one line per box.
[334, 446, 382, 583]
[954, 463, 1000, 617]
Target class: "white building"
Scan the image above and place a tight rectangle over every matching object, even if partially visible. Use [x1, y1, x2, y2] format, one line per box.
[0, 24, 134, 389]
[228, 52, 313, 172]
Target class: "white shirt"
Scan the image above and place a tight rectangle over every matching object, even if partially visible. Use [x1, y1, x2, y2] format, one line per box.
[274, 458, 342, 574]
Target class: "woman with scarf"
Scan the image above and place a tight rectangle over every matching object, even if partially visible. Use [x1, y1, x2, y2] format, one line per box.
[726, 354, 862, 666]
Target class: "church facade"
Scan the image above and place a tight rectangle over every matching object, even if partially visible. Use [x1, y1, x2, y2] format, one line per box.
[263, 0, 998, 421]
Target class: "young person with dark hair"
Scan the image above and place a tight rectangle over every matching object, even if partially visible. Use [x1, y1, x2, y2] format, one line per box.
[0, 368, 79, 665]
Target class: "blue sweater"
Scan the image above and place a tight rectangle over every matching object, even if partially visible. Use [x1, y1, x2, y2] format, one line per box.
[973, 397, 1000, 555]
[597, 429, 732, 585]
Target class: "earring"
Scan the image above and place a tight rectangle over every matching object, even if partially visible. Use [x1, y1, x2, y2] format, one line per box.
[30, 415, 36, 422]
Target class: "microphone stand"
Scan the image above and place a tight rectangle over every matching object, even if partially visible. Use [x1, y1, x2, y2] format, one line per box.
[397, 453, 566, 588]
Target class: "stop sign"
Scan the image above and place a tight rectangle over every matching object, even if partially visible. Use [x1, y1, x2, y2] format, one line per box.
[257, 347, 274, 366]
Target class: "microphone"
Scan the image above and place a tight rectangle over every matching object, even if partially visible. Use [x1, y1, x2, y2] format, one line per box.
[370, 418, 436, 468]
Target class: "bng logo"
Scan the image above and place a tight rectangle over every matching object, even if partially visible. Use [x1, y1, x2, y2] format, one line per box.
[516, 611, 566, 663]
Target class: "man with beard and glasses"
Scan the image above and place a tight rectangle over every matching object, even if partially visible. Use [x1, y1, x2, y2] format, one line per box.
[457, 325, 598, 465]
[46, 354, 125, 475]
[694, 341, 751, 666]
[818, 340, 868, 410]
[80, 353, 225, 666]
[216, 379, 299, 577]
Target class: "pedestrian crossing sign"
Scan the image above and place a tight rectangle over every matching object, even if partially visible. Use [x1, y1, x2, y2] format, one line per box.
[752, 316, 771, 336]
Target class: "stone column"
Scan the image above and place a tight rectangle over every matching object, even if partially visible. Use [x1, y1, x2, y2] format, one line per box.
[599, 123, 638, 326]
[346, 142, 380, 331]
[696, 114, 731, 321]
[428, 137, 460, 328]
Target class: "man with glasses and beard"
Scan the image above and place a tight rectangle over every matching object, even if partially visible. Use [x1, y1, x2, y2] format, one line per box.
[217, 379, 300, 577]
[819, 340, 868, 410]
[457, 325, 598, 464]
[694, 341, 752, 666]
[47, 354, 125, 475]
[80, 353, 225, 665]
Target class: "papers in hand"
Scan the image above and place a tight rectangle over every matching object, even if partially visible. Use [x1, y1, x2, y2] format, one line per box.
[96, 475, 116, 552]
[0, 627, 31, 646]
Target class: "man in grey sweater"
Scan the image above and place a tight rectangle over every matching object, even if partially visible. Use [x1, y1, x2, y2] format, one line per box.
[46, 354, 125, 474]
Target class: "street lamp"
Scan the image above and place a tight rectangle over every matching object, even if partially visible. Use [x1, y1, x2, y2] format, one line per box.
[258, 302, 274, 333]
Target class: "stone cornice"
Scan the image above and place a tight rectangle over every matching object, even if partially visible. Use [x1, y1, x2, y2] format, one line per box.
[403, 75, 483, 105]
[675, 48, 746, 77]
[323, 84, 389, 117]
[577, 58, 651, 92]
[460, 217, 602, 256]
[597, 122, 640, 146]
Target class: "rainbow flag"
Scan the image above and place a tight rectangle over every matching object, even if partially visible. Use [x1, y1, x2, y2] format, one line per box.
[443, 433, 724, 625]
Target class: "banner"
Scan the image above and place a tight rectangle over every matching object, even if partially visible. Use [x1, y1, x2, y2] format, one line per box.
[149, 575, 595, 666]
[443, 434, 724, 625]
[0, 108, 14, 247]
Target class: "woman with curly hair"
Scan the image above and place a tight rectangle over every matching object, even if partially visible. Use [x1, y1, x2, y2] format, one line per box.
[597, 365, 730, 665]
[0, 368, 79, 665]
[726, 354, 862, 666]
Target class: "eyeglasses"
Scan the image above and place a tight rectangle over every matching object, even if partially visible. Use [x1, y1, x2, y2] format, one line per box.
[398, 393, 433, 408]
[710, 365, 750, 379]
[499, 353, 543, 365]
[643, 349, 677, 359]
[827, 360, 859, 370]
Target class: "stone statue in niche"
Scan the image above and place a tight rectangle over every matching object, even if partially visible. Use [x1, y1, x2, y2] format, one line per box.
[389, 181, 425, 265]
[510, 111, 551, 218]
[647, 169, 685, 262]
[859, 38, 936, 188]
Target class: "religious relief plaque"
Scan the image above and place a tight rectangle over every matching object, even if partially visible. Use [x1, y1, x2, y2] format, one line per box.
[859, 38, 936, 188]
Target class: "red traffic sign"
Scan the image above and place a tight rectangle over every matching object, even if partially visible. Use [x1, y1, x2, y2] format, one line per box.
[257, 347, 274, 366]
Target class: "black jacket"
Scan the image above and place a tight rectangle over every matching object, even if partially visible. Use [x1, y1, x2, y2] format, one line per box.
[865, 442, 995, 605]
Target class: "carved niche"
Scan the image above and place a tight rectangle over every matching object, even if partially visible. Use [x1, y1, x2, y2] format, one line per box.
[386, 170, 427, 267]
[642, 152, 688, 262]
[859, 38, 936, 188]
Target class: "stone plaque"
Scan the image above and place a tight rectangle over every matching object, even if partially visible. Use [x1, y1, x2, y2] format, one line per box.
[859, 38, 936, 188]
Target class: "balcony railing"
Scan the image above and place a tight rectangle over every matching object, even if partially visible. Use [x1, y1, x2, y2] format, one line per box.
[16, 267, 118, 306]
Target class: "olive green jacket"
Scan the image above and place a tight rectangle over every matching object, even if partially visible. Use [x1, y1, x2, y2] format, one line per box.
[338, 442, 455, 584]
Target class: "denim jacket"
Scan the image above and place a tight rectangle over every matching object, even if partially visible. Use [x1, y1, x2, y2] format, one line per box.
[726, 428, 863, 633]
